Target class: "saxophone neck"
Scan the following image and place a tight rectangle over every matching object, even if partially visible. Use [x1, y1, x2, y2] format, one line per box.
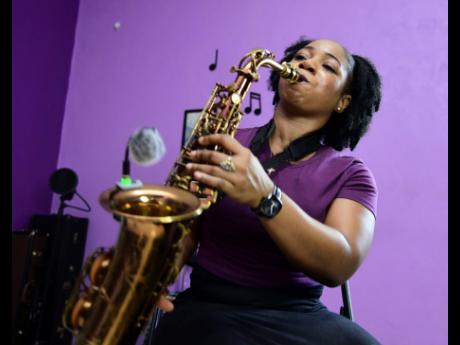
[231, 48, 303, 85]
[259, 60, 304, 83]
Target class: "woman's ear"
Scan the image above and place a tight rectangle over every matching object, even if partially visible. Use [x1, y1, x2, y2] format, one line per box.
[335, 95, 352, 113]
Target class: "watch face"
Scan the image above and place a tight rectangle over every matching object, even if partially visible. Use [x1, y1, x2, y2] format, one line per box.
[260, 198, 282, 217]
[253, 186, 282, 218]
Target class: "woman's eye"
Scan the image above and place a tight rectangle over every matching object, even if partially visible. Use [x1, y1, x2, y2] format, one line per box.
[294, 55, 306, 60]
[323, 65, 336, 73]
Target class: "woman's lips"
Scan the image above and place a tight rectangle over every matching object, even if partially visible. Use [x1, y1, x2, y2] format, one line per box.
[298, 74, 309, 83]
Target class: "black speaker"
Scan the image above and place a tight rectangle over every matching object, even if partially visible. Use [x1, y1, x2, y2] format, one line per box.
[12, 214, 88, 345]
[12, 230, 49, 343]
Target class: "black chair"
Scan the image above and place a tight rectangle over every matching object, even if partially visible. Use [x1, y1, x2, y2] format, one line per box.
[339, 281, 354, 320]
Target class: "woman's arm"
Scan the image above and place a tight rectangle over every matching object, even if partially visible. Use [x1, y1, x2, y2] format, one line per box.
[186, 134, 375, 287]
[259, 195, 375, 287]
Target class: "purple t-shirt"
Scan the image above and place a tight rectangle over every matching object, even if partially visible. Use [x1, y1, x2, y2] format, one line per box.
[196, 126, 378, 289]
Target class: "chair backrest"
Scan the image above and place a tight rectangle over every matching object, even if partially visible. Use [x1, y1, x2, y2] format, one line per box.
[339, 281, 354, 321]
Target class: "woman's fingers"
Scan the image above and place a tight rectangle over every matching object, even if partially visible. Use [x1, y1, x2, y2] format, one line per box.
[188, 149, 229, 166]
[198, 134, 244, 154]
[186, 161, 237, 184]
[189, 169, 234, 194]
[156, 294, 175, 312]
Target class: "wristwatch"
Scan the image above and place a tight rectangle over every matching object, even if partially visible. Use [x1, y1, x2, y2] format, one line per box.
[251, 185, 283, 219]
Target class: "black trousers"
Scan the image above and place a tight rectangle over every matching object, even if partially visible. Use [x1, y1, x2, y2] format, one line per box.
[152, 265, 381, 345]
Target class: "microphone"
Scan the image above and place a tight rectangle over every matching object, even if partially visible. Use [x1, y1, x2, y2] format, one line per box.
[49, 168, 78, 201]
[118, 127, 166, 189]
[49, 168, 91, 213]
[129, 127, 166, 166]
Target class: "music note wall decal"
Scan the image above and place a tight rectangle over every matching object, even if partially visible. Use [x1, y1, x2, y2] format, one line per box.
[209, 49, 218, 71]
[244, 92, 262, 115]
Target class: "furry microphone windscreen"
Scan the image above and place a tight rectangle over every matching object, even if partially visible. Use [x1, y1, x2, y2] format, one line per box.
[129, 127, 166, 166]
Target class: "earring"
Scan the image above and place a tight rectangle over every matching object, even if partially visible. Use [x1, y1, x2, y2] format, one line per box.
[336, 107, 342, 112]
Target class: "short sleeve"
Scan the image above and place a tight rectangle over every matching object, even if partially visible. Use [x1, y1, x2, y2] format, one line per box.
[336, 160, 378, 219]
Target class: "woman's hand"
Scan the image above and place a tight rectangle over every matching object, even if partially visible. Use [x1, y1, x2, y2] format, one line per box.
[185, 134, 274, 208]
[156, 294, 175, 312]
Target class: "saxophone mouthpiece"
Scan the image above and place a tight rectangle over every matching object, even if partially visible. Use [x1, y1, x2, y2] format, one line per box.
[278, 61, 303, 84]
[287, 69, 303, 84]
[296, 74, 306, 82]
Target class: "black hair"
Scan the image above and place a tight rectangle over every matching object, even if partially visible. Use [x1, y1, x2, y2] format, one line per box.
[269, 37, 382, 151]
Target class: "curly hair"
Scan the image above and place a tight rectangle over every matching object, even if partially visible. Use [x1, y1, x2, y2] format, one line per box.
[268, 37, 382, 151]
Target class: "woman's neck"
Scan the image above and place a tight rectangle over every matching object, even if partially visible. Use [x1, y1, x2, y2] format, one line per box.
[270, 105, 328, 154]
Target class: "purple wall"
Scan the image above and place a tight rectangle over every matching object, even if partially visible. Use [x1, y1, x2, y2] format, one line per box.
[54, 0, 447, 344]
[13, 0, 80, 230]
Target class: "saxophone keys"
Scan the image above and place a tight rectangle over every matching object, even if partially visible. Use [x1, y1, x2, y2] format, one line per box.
[203, 187, 214, 197]
[231, 93, 241, 105]
[190, 180, 200, 193]
[89, 251, 113, 286]
[70, 295, 93, 330]
[199, 198, 212, 209]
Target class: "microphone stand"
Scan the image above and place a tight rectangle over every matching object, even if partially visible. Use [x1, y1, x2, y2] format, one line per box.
[33, 194, 71, 344]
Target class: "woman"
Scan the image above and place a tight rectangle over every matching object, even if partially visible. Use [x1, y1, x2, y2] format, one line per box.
[153, 37, 382, 345]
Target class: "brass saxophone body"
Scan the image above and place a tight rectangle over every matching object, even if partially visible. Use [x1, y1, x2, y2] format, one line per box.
[63, 49, 302, 345]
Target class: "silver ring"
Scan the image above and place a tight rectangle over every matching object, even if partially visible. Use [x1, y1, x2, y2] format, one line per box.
[219, 156, 236, 172]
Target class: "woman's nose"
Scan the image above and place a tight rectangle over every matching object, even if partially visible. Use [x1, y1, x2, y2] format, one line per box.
[298, 61, 316, 75]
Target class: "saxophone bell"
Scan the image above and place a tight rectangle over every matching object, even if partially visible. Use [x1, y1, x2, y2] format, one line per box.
[63, 185, 202, 345]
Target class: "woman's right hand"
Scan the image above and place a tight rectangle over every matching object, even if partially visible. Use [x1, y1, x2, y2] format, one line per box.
[156, 294, 175, 312]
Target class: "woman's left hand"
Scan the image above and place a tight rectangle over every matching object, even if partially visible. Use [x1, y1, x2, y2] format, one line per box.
[185, 134, 274, 208]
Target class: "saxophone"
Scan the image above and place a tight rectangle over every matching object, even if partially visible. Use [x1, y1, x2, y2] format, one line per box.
[62, 48, 302, 345]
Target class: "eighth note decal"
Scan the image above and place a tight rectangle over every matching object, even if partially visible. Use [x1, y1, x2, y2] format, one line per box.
[244, 92, 262, 115]
[209, 49, 218, 71]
